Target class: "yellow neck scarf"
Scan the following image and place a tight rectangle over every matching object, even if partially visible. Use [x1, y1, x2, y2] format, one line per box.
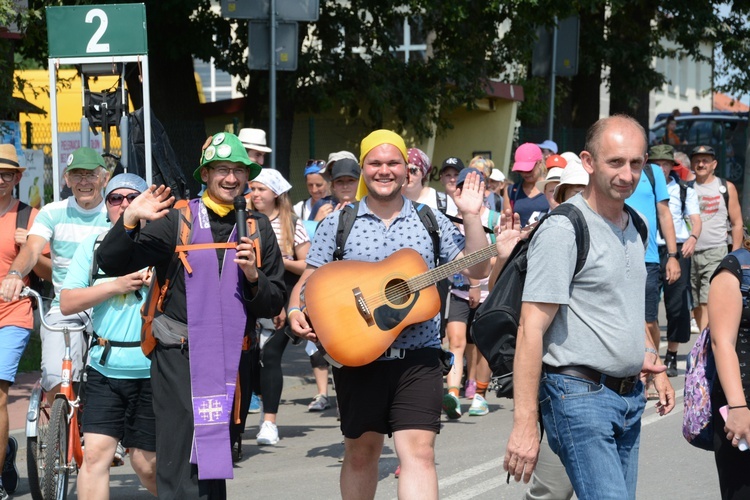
[202, 191, 234, 217]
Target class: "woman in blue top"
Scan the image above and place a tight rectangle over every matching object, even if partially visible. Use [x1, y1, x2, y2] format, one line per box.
[505, 142, 549, 227]
[60, 174, 156, 499]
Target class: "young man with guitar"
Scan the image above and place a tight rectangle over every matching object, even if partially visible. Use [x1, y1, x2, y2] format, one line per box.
[289, 129, 496, 500]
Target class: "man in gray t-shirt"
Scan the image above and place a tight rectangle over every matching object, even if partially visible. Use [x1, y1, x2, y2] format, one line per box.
[503, 115, 675, 499]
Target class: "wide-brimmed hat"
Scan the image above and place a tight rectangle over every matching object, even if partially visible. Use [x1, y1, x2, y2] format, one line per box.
[512, 143, 543, 172]
[648, 144, 677, 164]
[237, 128, 272, 153]
[553, 162, 589, 203]
[194, 132, 261, 183]
[535, 167, 564, 193]
[65, 147, 105, 172]
[0, 144, 25, 172]
[560, 152, 582, 168]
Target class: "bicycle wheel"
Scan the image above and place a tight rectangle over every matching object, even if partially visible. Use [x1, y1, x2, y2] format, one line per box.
[27, 396, 50, 500]
[42, 398, 69, 500]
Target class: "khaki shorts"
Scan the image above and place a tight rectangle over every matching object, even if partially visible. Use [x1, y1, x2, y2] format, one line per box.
[40, 307, 91, 392]
[690, 246, 727, 306]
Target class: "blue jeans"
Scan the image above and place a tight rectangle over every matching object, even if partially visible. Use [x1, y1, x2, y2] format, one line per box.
[539, 371, 646, 500]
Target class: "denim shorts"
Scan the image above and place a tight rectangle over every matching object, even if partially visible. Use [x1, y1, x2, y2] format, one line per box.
[81, 367, 156, 452]
[0, 326, 31, 384]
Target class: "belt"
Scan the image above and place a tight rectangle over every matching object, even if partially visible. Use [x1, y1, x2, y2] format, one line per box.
[544, 364, 638, 395]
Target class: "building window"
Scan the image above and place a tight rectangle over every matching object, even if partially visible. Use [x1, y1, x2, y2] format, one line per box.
[393, 18, 427, 63]
[194, 58, 234, 103]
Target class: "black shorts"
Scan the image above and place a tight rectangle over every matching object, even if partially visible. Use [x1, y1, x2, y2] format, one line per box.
[447, 295, 478, 344]
[81, 367, 156, 452]
[332, 348, 443, 439]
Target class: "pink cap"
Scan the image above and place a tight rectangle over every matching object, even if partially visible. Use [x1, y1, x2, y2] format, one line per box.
[512, 143, 543, 172]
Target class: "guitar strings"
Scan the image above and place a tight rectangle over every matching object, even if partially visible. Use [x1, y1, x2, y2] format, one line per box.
[359, 245, 499, 308]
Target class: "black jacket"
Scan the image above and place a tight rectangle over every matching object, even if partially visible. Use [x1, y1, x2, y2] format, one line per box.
[96, 205, 286, 326]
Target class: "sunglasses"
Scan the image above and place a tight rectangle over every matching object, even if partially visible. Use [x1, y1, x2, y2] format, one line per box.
[408, 167, 421, 176]
[304, 160, 326, 176]
[106, 192, 139, 206]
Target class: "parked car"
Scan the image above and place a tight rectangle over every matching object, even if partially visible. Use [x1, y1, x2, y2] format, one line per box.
[650, 113, 748, 184]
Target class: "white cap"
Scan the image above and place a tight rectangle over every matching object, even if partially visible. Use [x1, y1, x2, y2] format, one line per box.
[238, 128, 272, 153]
[489, 169, 506, 182]
[324, 151, 357, 173]
[560, 152, 582, 168]
[535, 167, 564, 192]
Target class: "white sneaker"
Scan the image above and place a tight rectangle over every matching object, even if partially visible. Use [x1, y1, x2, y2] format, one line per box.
[468, 394, 489, 416]
[256, 421, 279, 445]
[690, 318, 700, 334]
[308, 394, 330, 412]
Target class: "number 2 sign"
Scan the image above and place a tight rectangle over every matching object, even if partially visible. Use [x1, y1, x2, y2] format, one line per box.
[46, 4, 148, 58]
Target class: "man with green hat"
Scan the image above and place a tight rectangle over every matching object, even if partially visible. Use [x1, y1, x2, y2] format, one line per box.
[95, 132, 286, 498]
[1, 146, 110, 404]
[649, 144, 702, 376]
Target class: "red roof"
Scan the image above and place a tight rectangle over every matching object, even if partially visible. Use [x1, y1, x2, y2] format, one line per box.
[713, 92, 749, 112]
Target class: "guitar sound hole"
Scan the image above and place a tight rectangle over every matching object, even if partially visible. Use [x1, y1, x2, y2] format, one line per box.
[384, 279, 410, 305]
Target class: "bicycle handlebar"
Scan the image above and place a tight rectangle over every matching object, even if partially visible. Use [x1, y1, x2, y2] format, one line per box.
[20, 287, 87, 334]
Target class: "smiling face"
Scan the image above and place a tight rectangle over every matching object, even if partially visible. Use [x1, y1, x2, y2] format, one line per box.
[200, 160, 250, 205]
[0, 169, 21, 201]
[305, 173, 329, 203]
[249, 181, 278, 214]
[362, 144, 407, 202]
[64, 167, 108, 209]
[440, 167, 459, 193]
[691, 154, 717, 183]
[106, 188, 140, 224]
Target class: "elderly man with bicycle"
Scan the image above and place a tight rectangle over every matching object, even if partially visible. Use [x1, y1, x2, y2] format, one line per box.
[0, 145, 51, 500]
[59, 173, 156, 499]
[1, 147, 110, 412]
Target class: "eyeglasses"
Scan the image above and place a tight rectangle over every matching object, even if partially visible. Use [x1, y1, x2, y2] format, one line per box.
[408, 167, 421, 176]
[106, 192, 139, 206]
[211, 166, 249, 177]
[67, 171, 99, 182]
[0, 172, 17, 182]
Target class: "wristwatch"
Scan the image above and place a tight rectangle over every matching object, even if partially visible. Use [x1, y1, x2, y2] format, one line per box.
[6, 270, 22, 279]
[667, 252, 679, 259]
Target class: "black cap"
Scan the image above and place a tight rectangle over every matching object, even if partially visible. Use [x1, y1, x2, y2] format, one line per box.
[331, 158, 361, 180]
[440, 156, 465, 173]
[690, 145, 715, 158]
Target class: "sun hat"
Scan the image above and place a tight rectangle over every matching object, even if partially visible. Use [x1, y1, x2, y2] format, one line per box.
[553, 162, 590, 203]
[537, 140, 558, 154]
[105, 173, 148, 198]
[252, 168, 292, 195]
[648, 144, 677, 164]
[0, 144, 25, 172]
[237, 128, 272, 153]
[560, 152, 582, 168]
[65, 147, 105, 172]
[535, 167, 564, 193]
[489, 169, 506, 182]
[194, 132, 261, 183]
[512, 143, 543, 172]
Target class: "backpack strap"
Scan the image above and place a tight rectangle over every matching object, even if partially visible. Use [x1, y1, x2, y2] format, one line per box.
[15, 201, 32, 230]
[333, 202, 358, 261]
[488, 210, 500, 244]
[413, 202, 441, 267]
[624, 204, 649, 247]
[719, 177, 730, 213]
[678, 179, 688, 216]
[90, 232, 110, 283]
[545, 204, 590, 275]
[435, 191, 447, 214]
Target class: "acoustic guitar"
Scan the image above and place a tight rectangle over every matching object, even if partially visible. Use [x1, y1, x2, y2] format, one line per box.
[303, 244, 498, 367]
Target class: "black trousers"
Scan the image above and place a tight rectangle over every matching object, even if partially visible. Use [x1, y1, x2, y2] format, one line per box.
[151, 343, 227, 500]
[658, 244, 692, 344]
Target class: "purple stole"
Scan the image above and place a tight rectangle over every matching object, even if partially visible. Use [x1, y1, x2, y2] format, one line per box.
[185, 199, 246, 480]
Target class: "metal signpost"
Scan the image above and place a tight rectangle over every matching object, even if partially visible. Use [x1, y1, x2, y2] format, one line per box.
[222, 0, 318, 169]
[46, 3, 152, 200]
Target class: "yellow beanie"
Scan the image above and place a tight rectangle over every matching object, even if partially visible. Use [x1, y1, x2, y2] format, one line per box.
[356, 130, 408, 200]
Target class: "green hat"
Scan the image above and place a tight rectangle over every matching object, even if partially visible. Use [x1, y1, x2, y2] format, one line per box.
[193, 132, 261, 183]
[648, 144, 677, 164]
[65, 147, 106, 172]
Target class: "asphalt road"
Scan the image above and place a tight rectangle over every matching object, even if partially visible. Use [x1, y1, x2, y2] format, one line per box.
[8, 337, 721, 500]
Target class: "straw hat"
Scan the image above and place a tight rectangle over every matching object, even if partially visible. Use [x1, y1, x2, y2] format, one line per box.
[0, 144, 25, 172]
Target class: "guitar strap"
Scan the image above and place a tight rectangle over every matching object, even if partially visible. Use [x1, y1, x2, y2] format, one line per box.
[334, 201, 440, 267]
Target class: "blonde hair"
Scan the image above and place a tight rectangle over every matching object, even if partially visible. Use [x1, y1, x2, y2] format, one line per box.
[469, 156, 495, 178]
[248, 190, 296, 257]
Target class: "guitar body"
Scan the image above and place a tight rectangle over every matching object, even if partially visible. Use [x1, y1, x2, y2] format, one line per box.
[304, 248, 440, 367]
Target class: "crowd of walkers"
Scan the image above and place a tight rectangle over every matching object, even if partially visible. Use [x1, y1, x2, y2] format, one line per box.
[0, 116, 747, 500]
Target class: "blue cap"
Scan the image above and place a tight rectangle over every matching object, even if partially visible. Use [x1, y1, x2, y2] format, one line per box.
[105, 173, 149, 198]
[537, 140, 558, 154]
[456, 167, 485, 187]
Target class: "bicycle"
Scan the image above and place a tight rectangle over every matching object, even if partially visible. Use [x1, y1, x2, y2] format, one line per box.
[22, 287, 87, 500]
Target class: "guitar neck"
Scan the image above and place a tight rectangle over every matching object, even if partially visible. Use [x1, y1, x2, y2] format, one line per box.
[407, 244, 498, 292]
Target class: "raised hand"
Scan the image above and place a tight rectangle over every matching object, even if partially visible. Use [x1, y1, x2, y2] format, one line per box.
[453, 171, 485, 217]
[122, 185, 175, 227]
